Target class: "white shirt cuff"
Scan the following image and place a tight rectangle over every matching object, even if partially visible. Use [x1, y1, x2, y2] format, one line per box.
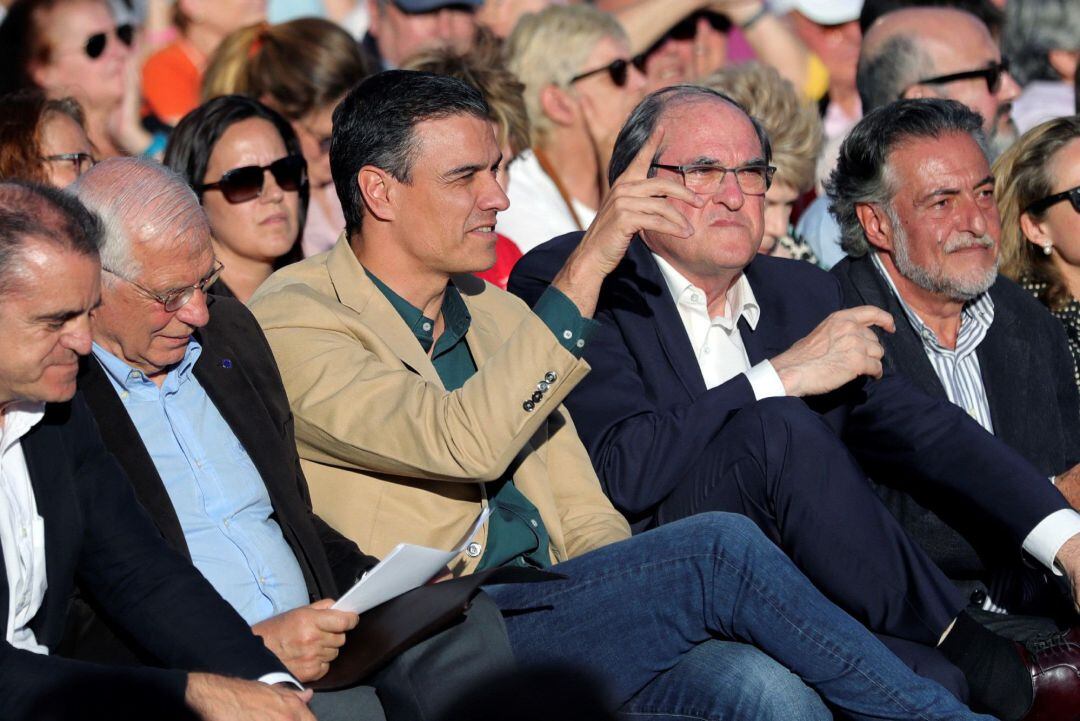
[258, 672, 304, 690]
[1021, 508, 1080, 575]
[746, 360, 786, 400]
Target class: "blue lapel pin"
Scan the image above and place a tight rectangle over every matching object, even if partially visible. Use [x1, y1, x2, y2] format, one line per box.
[220, 359, 233, 369]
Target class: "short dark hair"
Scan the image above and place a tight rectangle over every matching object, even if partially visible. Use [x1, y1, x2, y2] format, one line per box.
[826, 98, 986, 257]
[607, 84, 772, 188]
[163, 94, 309, 264]
[0, 181, 102, 293]
[330, 70, 489, 238]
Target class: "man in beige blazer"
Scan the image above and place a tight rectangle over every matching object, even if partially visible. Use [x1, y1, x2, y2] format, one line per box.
[249, 70, 995, 720]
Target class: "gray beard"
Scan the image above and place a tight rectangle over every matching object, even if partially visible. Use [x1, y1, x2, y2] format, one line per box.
[890, 215, 999, 302]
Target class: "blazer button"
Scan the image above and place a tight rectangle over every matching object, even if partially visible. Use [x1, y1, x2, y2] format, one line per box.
[531, 391, 543, 403]
[466, 542, 482, 558]
[544, 371, 558, 383]
[523, 400, 536, 412]
[537, 381, 550, 392]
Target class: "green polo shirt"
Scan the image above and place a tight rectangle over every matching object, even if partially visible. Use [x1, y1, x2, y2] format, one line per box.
[366, 270, 597, 569]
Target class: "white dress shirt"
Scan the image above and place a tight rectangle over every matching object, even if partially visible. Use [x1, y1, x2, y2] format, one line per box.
[498, 150, 597, 254]
[0, 402, 48, 654]
[653, 254, 785, 398]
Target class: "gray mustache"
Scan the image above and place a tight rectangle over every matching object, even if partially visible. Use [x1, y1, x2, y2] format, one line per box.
[944, 235, 994, 253]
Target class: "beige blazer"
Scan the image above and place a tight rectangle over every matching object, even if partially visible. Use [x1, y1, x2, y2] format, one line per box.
[249, 237, 631, 575]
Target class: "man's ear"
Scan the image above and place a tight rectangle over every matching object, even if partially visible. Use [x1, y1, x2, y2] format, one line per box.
[357, 166, 396, 222]
[539, 84, 577, 128]
[901, 84, 932, 100]
[1048, 49, 1080, 82]
[855, 202, 896, 253]
[366, 0, 380, 36]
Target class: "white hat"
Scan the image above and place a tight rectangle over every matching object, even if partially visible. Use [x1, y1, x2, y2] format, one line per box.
[792, 0, 863, 25]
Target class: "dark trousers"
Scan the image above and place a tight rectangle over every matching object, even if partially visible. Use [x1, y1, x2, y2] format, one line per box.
[651, 397, 969, 694]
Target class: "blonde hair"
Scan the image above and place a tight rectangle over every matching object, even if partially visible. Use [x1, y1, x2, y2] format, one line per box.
[703, 62, 823, 193]
[506, 5, 626, 145]
[993, 115, 1080, 309]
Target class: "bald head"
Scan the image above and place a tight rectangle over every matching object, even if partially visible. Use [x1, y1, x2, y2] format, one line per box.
[71, 157, 211, 281]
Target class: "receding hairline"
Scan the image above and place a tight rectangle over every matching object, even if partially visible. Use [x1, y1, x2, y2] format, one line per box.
[655, 95, 763, 156]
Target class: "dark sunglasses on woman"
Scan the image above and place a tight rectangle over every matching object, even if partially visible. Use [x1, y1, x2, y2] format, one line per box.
[84, 24, 134, 60]
[196, 155, 307, 204]
[1026, 183, 1080, 215]
[569, 54, 648, 87]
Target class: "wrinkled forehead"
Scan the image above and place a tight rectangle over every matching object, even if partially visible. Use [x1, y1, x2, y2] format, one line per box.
[656, 97, 763, 161]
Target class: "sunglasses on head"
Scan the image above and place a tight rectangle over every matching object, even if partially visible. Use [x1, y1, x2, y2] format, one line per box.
[911, 57, 1011, 96]
[569, 54, 647, 87]
[667, 11, 731, 41]
[1025, 183, 1080, 216]
[84, 24, 134, 60]
[196, 155, 307, 204]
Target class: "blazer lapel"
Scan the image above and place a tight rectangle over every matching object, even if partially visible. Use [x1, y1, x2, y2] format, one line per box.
[77, 358, 190, 556]
[20, 428, 57, 640]
[738, 258, 796, 365]
[978, 283, 1023, 438]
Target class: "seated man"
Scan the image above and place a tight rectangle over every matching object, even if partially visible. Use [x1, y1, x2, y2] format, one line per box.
[251, 69, 1033, 720]
[0, 182, 312, 721]
[828, 99, 1080, 617]
[508, 87, 1080, 720]
[62, 157, 514, 721]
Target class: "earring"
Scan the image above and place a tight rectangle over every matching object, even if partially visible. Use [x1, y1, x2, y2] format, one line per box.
[1044, 243, 1054, 256]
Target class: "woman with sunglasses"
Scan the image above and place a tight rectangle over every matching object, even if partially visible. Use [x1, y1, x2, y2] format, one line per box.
[0, 91, 95, 187]
[995, 115, 1080, 390]
[201, 18, 371, 257]
[165, 95, 308, 303]
[0, 0, 151, 158]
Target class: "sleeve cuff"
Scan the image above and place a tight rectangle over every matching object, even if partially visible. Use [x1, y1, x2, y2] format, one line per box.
[258, 672, 304, 690]
[1021, 508, 1080, 575]
[746, 360, 786, 400]
[533, 286, 600, 358]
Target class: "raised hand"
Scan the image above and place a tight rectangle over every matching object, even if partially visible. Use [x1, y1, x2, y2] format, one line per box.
[252, 599, 359, 683]
[770, 305, 896, 397]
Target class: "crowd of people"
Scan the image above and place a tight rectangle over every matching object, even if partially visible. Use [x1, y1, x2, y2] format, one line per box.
[1, 0, 1080, 719]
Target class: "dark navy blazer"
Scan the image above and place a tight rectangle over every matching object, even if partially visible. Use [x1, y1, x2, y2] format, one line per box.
[509, 232, 1069, 546]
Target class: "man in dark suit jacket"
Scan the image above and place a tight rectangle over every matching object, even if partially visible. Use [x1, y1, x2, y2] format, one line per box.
[510, 92, 1080, 718]
[64, 157, 515, 721]
[0, 182, 313, 721]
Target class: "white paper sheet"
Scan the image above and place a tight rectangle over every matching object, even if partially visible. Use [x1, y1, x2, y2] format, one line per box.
[331, 508, 491, 614]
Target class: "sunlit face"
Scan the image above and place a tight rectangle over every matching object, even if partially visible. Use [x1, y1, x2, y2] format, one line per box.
[571, 36, 647, 148]
[1025, 138, 1080, 269]
[644, 99, 766, 279]
[381, 113, 508, 275]
[91, 237, 215, 381]
[793, 15, 860, 91]
[31, 0, 129, 110]
[38, 112, 94, 188]
[880, 133, 999, 301]
[369, 0, 477, 67]
[0, 240, 99, 405]
[761, 180, 800, 255]
[293, 101, 337, 188]
[201, 117, 300, 267]
[642, 14, 728, 92]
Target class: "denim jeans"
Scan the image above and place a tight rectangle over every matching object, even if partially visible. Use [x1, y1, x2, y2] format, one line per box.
[485, 513, 994, 721]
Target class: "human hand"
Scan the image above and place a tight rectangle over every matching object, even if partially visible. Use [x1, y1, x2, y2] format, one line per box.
[551, 127, 704, 317]
[185, 672, 315, 721]
[1056, 464, 1080, 509]
[252, 600, 358, 682]
[108, 49, 152, 155]
[1055, 533, 1080, 612]
[770, 306, 895, 397]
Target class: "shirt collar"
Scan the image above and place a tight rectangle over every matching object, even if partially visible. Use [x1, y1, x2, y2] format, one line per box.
[870, 251, 994, 348]
[365, 268, 472, 354]
[652, 252, 761, 330]
[0, 401, 45, 452]
[91, 340, 202, 391]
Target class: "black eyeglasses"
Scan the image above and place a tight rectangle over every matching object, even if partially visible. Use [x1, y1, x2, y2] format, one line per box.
[84, 24, 134, 60]
[909, 57, 1011, 96]
[666, 11, 731, 41]
[41, 152, 95, 176]
[1026, 183, 1080, 215]
[196, 155, 307, 204]
[569, 54, 647, 87]
[103, 261, 225, 312]
[651, 162, 775, 196]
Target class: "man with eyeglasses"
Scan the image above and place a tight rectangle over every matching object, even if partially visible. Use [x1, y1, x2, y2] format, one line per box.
[510, 84, 1080, 719]
[63, 157, 517, 721]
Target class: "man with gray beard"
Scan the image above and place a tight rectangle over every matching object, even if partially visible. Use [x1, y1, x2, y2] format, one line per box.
[830, 98, 1080, 624]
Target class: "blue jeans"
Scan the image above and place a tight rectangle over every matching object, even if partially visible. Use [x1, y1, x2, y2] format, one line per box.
[485, 513, 993, 721]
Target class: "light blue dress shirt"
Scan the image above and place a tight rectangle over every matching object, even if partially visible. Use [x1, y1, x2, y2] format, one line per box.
[91, 341, 309, 626]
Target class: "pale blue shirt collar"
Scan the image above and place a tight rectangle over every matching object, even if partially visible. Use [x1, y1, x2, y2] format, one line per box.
[91, 341, 202, 391]
[652, 252, 761, 330]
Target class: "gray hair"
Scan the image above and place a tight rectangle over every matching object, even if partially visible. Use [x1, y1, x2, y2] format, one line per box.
[70, 157, 210, 280]
[856, 34, 936, 113]
[826, 98, 987, 257]
[1003, 0, 1080, 85]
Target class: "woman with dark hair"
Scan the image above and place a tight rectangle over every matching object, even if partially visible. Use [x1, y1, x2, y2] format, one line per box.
[0, 0, 151, 157]
[995, 114, 1080, 389]
[0, 91, 94, 186]
[164, 94, 308, 302]
[201, 17, 371, 256]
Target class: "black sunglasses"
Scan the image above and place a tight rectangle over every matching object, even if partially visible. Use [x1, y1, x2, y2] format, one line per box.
[84, 24, 134, 60]
[196, 155, 307, 204]
[569, 54, 647, 87]
[1026, 183, 1080, 215]
[667, 11, 731, 41]
[911, 57, 1011, 96]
